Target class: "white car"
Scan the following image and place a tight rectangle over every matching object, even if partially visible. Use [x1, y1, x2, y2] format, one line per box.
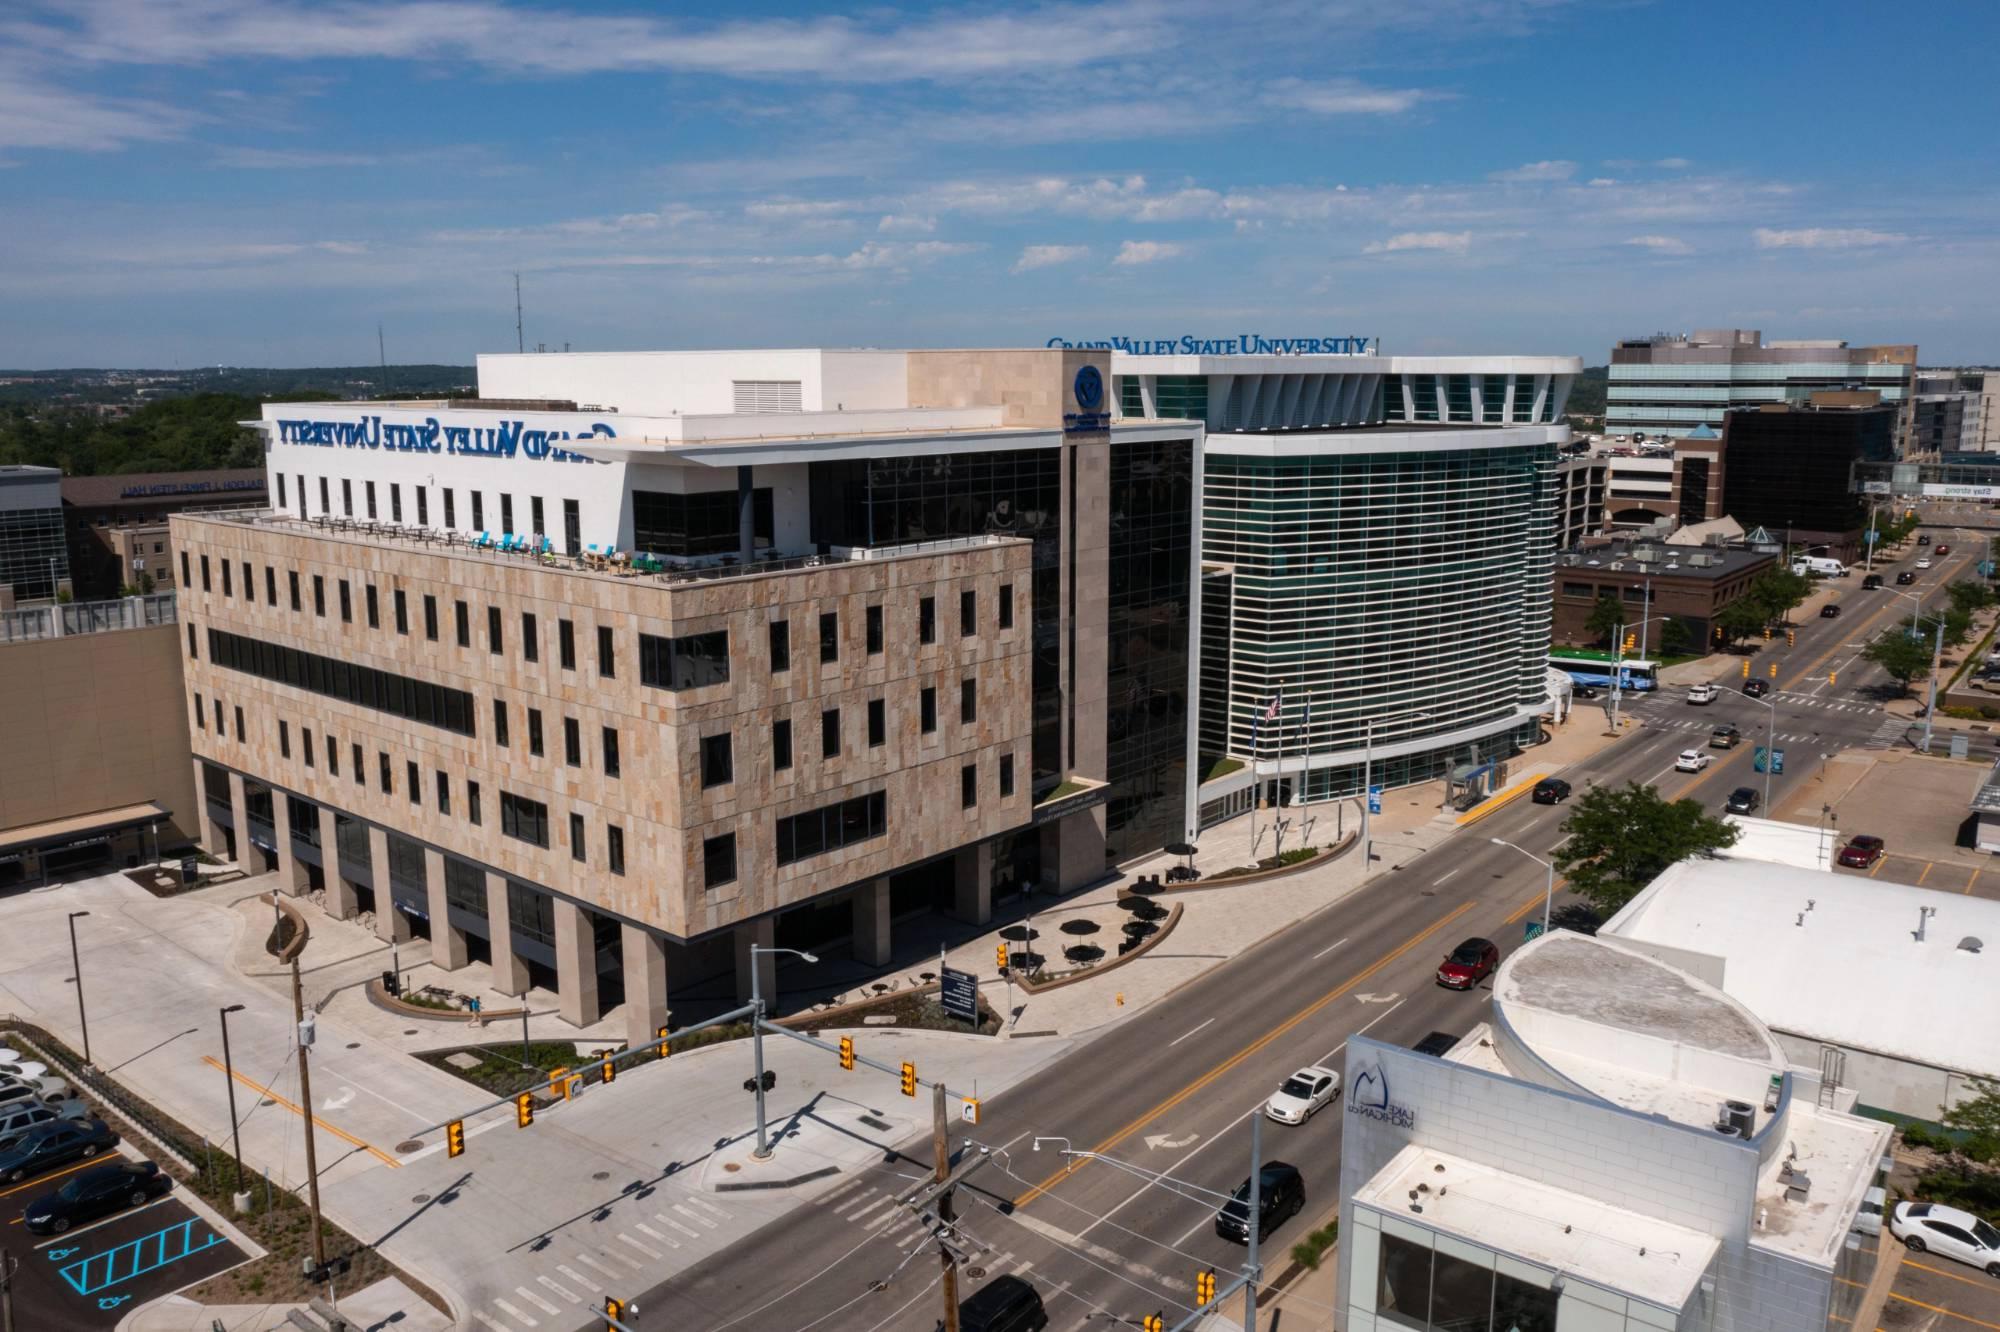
[1265, 1066, 1342, 1125]
[1675, 749, 1711, 773]
[0, 1059, 51, 1085]
[1891, 1201, 2000, 1276]
[1686, 684, 1718, 705]
[0, 1071, 72, 1103]
[1916, 557, 1933, 569]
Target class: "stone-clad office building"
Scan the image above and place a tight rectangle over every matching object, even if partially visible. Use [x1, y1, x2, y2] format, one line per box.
[175, 348, 1203, 1045]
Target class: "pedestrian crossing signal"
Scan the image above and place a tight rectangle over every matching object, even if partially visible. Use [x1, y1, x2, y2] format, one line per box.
[839, 1035, 855, 1070]
[1828, 671, 1837, 686]
[446, 1119, 465, 1157]
[603, 1295, 625, 1327]
[900, 1061, 917, 1097]
[1197, 1268, 1217, 1304]
[515, 1092, 534, 1129]
[1768, 662, 1778, 677]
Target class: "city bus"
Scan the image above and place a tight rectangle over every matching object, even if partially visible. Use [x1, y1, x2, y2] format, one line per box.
[1549, 649, 1659, 691]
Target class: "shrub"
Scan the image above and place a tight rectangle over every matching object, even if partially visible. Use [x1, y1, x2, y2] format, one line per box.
[1291, 1219, 1339, 1270]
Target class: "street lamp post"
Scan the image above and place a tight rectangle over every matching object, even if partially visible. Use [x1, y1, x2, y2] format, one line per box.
[1491, 838, 1557, 934]
[66, 912, 91, 1066]
[1361, 709, 1433, 866]
[748, 945, 818, 1161]
[1608, 612, 1676, 732]
[1744, 691, 1779, 809]
[218, 1004, 246, 1186]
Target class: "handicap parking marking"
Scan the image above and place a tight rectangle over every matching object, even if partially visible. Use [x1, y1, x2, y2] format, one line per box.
[54, 1215, 227, 1296]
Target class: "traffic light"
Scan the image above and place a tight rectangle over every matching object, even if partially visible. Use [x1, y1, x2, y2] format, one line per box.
[1828, 671, 1837, 686]
[996, 942, 1009, 970]
[601, 1057, 616, 1085]
[657, 1025, 671, 1059]
[1713, 625, 1724, 643]
[1741, 658, 1750, 677]
[1197, 1269, 1217, 1305]
[1624, 632, 1636, 651]
[446, 1119, 465, 1158]
[900, 1061, 917, 1097]
[1786, 630, 1796, 647]
[515, 1092, 534, 1129]
[839, 1035, 855, 1071]
[1768, 662, 1778, 678]
[1762, 626, 1772, 641]
[603, 1295, 625, 1327]
[1144, 1315, 1164, 1332]
[552, 1066, 573, 1101]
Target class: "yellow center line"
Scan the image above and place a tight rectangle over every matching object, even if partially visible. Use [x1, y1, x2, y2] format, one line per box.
[1011, 899, 1480, 1209]
[200, 1056, 400, 1169]
[1507, 878, 1568, 925]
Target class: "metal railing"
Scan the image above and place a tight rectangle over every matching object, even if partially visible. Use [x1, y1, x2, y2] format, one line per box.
[0, 591, 178, 643]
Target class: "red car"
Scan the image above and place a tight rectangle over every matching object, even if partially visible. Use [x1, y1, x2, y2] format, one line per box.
[1935, 544, 1951, 556]
[1437, 937, 1500, 990]
[1837, 835, 1885, 868]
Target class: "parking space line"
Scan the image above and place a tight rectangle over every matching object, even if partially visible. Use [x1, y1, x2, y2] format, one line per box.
[1889, 1290, 2000, 1331]
[1967, 869, 1981, 895]
[199, 1056, 399, 1168]
[1907, 1257, 2000, 1292]
[0, 1156, 105, 1201]
[30, 1195, 177, 1249]
[1870, 856, 1886, 878]
[1918, 861, 1934, 886]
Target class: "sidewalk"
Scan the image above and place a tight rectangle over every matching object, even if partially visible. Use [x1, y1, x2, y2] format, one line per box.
[121, 1278, 451, 1332]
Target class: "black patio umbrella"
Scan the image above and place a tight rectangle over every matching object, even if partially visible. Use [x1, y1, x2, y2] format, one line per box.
[1121, 919, 1159, 939]
[1165, 841, 1198, 863]
[1009, 949, 1046, 971]
[998, 924, 1039, 942]
[1064, 944, 1104, 965]
[1059, 918, 1101, 936]
[1130, 900, 1169, 923]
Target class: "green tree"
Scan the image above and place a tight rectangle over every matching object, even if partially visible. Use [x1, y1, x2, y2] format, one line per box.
[1941, 1077, 2000, 1162]
[1553, 783, 1741, 917]
[1714, 598, 1767, 647]
[1657, 617, 1694, 657]
[1864, 627, 1934, 695]
[1746, 567, 1813, 625]
[1947, 580, 1995, 615]
[1584, 594, 1627, 647]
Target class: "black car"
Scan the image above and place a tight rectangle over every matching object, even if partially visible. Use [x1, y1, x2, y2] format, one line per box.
[957, 1275, 1050, 1332]
[1862, 574, 1884, 590]
[1821, 604, 1841, 619]
[1744, 679, 1770, 698]
[0, 1118, 117, 1184]
[1531, 778, 1572, 805]
[21, 1160, 172, 1234]
[1571, 685, 1601, 700]
[1215, 1162, 1305, 1244]
[1897, 570, 1918, 586]
[1725, 787, 1761, 815]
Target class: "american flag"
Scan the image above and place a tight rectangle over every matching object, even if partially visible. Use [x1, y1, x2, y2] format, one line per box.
[1263, 693, 1282, 723]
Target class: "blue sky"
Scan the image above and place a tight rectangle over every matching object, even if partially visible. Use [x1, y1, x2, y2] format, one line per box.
[3, 0, 1996, 368]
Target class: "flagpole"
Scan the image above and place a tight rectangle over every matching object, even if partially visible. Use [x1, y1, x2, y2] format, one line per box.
[1274, 687, 1287, 862]
[1249, 711, 1261, 859]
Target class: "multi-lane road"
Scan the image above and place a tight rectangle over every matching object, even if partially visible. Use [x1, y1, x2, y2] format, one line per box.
[637, 518, 1989, 1332]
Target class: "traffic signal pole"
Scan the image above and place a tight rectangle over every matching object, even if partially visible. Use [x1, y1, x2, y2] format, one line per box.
[935, 1083, 960, 1332]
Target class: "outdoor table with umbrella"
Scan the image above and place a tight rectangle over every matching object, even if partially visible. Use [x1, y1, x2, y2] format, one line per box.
[1165, 841, 1199, 881]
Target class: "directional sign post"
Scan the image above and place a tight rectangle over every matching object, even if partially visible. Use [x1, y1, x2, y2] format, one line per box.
[1367, 785, 1383, 815]
[938, 965, 979, 1025]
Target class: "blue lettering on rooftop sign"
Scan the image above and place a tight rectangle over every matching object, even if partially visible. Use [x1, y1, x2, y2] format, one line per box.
[1045, 334, 1379, 355]
[271, 416, 613, 464]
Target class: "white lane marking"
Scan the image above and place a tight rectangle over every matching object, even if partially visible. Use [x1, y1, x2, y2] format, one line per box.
[469, 1313, 511, 1332]
[556, 1263, 601, 1293]
[635, 1222, 678, 1248]
[657, 1211, 701, 1238]
[616, 1232, 664, 1260]
[1310, 936, 1350, 960]
[689, 1196, 729, 1217]
[1168, 1018, 1215, 1047]
[515, 1286, 561, 1316]
[674, 1202, 719, 1229]
[1431, 869, 1459, 886]
[1549, 834, 1572, 850]
[575, 1252, 622, 1279]
[538, 1275, 582, 1305]
[862, 1208, 898, 1232]
[490, 1299, 538, 1327]
[1015, 1259, 1035, 1275]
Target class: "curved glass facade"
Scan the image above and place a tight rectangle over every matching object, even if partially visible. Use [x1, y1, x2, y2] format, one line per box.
[1201, 434, 1557, 801]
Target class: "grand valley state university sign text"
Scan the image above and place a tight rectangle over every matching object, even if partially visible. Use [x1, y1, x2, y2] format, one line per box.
[272, 415, 611, 463]
[1045, 334, 1379, 355]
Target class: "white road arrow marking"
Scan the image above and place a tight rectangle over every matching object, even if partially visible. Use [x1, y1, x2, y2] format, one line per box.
[1353, 992, 1401, 1005]
[321, 1087, 355, 1111]
[1143, 1132, 1199, 1150]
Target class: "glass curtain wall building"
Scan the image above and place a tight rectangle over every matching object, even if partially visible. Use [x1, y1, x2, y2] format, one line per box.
[0, 465, 70, 603]
[1608, 330, 1915, 441]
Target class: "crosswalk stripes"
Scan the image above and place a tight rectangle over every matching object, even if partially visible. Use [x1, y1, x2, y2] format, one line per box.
[556, 1263, 601, 1294]
[514, 1285, 562, 1317]
[491, 1297, 539, 1328]
[536, 1274, 583, 1305]
[656, 1211, 701, 1239]
[635, 1222, 679, 1249]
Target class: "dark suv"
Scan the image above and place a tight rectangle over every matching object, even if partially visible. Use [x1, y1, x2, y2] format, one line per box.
[1862, 574, 1884, 590]
[1725, 787, 1761, 815]
[1216, 1162, 1305, 1243]
[958, 1275, 1050, 1332]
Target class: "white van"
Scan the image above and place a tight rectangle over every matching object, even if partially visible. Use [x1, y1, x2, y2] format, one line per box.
[1792, 556, 1850, 579]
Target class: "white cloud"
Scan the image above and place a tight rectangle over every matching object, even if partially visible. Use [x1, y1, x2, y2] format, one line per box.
[1363, 231, 1472, 254]
[835, 240, 980, 269]
[0, 66, 198, 151]
[745, 199, 854, 220]
[1262, 78, 1440, 116]
[1753, 227, 1910, 250]
[1587, 177, 1617, 187]
[210, 146, 379, 168]
[1011, 244, 1090, 274]
[1489, 160, 1575, 182]
[876, 213, 936, 234]
[1655, 157, 1691, 169]
[1625, 234, 1692, 255]
[1112, 240, 1184, 266]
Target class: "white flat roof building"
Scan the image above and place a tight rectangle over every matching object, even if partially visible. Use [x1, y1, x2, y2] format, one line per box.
[1601, 858, 2000, 1119]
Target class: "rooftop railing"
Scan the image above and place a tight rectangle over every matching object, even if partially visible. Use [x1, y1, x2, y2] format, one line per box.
[0, 591, 178, 644]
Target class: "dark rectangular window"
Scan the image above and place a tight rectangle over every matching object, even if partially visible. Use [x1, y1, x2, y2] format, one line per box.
[506, 880, 552, 945]
[378, 751, 392, 793]
[205, 628, 478, 737]
[234, 705, 244, 741]
[186, 623, 197, 659]
[455, 600, 469, 647]
[819, 611, 839, 664]
[390, 483, 403, 524]
[638, 630, 730, 690]
[365, 584, 379, 628]
[394, 589, 408, 635]
[601, 726, 620, 778]
[416, 487, 428, 527]
[919, 596, 936, 644]
[200, 554, 211, 592]
[279, 719, 291, 759]
[868, 698, 885, 747]
[961, 764, 977, 809]
[558, 619, 576, 670]
[265, 566, 276, 605]
[319, 476, 329, 514]
[768, 620, 790, 672]
[277, 473, 287, 508]
[500, 792, 550, 848]
[312, 574, 325, 617]
[961, 678, 977, 724]
[406, 760, 420, 805]
[337, 579, 351, 623]
[607, 824, 625, 876]
[632, 488, 774, 557]
[821, 708, 841, 759]
[960, 589, 976, 637]
[921, 687, 937, 733]
[467, 780, 481, 825]
[701, 732, 733, 788]
[773, 718, 792, 771]
[213, 698, 223, 734]
[288, 570, 300, 612]
[564, 716, 581, 767]
[488, 606, 502, 654]
[470, 491, 484, 532]
[351, 743, 363, 784]
[866, 605, 883, 655]
[443, 488, 456, 529]
[365, 480, 377, 520]
[180, 551, 190, 588]
[598, 625, 615, 677]
[500, 493, 513, 535]
[424, 594, 438, 641]
[563, 499, 580, 557]
[522, 612, 539, 663]
[774, 791, 887, 866]
[528, 708, 544, 757]
[703, 833, 737, 889]
[221, 560, 231, 597]
[241, 561, 252, 602]
[192, 692, 203, 732]
[1000, 753, 1015, 798]
[436, 770, 450, 815]
[531, 496, 545, 540]
[493, 699, 509, 747]
[569, 812, 585, 862]
[327, 733, 338, 776]
[341, 478, 352, 517]
[303, 726, 315, 768]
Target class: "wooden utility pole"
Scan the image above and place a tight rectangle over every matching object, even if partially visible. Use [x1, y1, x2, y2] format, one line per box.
[291, 958, 327, 1274]
[934, 1083, 959, 1332]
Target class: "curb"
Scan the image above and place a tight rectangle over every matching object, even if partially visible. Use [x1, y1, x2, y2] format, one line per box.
[714, 1165, 842, 1192]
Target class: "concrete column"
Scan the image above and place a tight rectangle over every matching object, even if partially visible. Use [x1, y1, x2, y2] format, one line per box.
[270, 791, 306, 896]
[952, 842, 994, 926]
[367, 827, 411, 943]
[621, 924, 669, 1051]
[851, 878, 892, 968]
[318, 806, 356, 919]
[734, 917, 775, 1006]
[552, 897, 601, 1027]
[484, 871, 528, 997]
[226, 771, 250, 869]
[192, 758, 221, 855]
[1043, 806, 1107, 893]
[424, 848, 467, 971]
